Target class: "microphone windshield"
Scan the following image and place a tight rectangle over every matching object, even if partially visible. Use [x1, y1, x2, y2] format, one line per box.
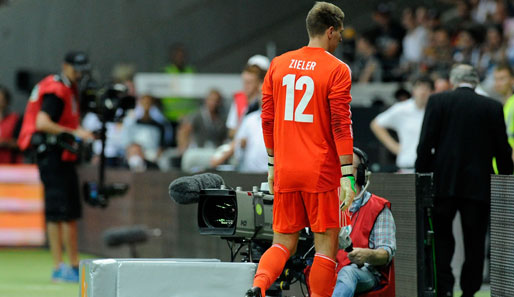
[169, 173, 225, 205]
[103, 225, 149, 247]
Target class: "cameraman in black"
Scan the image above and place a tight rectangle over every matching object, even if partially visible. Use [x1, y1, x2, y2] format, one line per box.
[18, 51, 93, 282]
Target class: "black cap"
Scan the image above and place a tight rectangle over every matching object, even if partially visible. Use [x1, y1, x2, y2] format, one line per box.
[64, 51, 90, 71]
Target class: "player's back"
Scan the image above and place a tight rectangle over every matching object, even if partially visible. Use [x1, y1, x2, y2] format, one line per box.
[263, 46, 352, 193]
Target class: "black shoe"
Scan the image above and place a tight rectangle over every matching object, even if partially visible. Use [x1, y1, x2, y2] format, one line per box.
[245, 287, 262, 297]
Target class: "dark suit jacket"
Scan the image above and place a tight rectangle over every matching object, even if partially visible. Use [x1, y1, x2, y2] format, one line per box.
[416, 87, 513, 201]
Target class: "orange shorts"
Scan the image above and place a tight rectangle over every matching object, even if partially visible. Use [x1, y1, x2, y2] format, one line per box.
[272, 188, 342, 233]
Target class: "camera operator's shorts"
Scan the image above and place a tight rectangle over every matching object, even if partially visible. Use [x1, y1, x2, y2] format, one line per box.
[37, 150, 82, 222]
[272, 189, 340, 233]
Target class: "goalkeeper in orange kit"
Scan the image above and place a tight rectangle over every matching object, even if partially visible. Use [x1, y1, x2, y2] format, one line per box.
[245, 2, 355, 297]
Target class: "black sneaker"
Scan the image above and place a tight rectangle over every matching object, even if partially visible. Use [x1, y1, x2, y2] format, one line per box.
[245, 287, 262, 297]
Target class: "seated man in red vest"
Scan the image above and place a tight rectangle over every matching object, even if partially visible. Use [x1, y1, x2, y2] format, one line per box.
[332, 147, 396, 297]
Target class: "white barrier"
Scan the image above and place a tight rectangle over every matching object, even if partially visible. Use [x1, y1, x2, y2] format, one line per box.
[133, 73, 400, 107]
[79, 258, 257, 297]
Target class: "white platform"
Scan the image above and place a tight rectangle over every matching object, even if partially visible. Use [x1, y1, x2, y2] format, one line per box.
[80, 258, 257, 297]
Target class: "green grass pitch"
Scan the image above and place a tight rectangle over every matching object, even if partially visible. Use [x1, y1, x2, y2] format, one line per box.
[0, 248, 492, 297]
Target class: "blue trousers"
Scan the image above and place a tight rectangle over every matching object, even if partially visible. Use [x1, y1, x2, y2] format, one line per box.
[332, 264, 378, 297]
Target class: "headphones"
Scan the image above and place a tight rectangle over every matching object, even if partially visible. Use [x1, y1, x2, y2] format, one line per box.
[353, 147, 370, 187]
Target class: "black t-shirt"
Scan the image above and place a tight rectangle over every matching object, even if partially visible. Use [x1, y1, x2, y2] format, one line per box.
[40, 93, 64, 122]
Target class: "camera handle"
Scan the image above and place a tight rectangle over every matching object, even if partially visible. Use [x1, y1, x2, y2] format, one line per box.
[97, 102, 108, 192]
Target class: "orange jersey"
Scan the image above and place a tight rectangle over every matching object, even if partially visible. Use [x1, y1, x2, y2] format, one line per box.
[261, 46, 353, 193]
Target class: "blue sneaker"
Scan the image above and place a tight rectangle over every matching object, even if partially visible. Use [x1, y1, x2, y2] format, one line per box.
[60, 266, 79, 283]
[51, 263, 68, 282]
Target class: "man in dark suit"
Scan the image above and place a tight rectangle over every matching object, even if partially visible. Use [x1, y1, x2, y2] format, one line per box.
[416, 64, 513, 297]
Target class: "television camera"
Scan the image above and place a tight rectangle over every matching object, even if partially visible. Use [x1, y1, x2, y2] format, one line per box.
[196, 183, 314, 297]
[80, 75, 133, 207]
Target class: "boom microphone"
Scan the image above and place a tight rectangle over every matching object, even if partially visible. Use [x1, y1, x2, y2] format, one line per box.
[169, 173, 225, 205]
[103, 225, 161, 247]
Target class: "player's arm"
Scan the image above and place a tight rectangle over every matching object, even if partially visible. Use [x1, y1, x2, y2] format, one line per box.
[329, 64, 355, 211]
[261, 61, 275, 193]
[262, 93, 274, 194]
[370, 119, 400, 155]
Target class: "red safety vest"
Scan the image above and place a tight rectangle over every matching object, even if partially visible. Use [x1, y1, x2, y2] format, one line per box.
[233, 91, 248, 121]
[18, 75, 80, 161]
[336, 194, 392, 286]
[0, 112, 20, 163]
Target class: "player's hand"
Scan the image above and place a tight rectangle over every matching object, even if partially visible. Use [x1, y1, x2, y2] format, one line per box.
[340, 164, 356, 213]
[348, 247, 369, 266]
[73, 128, 94, 141]
[268, 155, 274, 194]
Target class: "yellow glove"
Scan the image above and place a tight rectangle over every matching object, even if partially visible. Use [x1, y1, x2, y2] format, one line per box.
[268, 155, 274, 194]
[340, 164, 356, 213]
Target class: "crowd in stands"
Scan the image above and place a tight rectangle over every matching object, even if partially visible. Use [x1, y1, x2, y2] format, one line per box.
[0, 44, 271, 174]
[3, 0, 514, 174]
[348, 0, 514, 95]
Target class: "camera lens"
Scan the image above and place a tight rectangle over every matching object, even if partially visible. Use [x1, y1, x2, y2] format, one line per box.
[202, 195, 236, 229]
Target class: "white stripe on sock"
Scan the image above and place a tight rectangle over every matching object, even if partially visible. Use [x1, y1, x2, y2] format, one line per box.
[314, 253, 336, 265]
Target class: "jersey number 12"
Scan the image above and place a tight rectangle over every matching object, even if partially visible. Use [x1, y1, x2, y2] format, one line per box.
[282, 74, 314, 123]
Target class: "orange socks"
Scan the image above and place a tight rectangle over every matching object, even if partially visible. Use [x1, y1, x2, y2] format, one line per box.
[309, 253, 337, 297]
[253, 243, 291, 296]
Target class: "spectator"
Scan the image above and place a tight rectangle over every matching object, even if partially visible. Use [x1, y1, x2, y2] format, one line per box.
[431, 71, 453, 93]
[226, 62, 268, 138]
[477, 25, 507, 79]
[453, 28, 481, 66]
[248, 54, 270, 74]
[164, 43, 195, 74]
[177, 89, 228, 172]
[177, 89, 227, 152]
[442, 0, 475, 36]
[121, 62, 173, 147]
[341, 27, 357, 63]
[491, 0, 508, 26]
[416, 64, 513, 297]
[426, 8, 443, 31]
[122, 95, 165, 162]
[401, 7, 429, 67]
[415, 5, 430, 29]
[161, 43, 198, 123]
[471, 0, 498, 23]
[493, 63, 514, 149]
[332, 148, 396, 297]
[422, 26, 454, 74]
[212, 64, 267, 170]
[233, 108, 268, 173]
[0, 86, 21, 163]
[370, 76, 434, 172]
[123, 142, 159, 171]
[352, 34, 382, 83]
[368, 3, 405, 81]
